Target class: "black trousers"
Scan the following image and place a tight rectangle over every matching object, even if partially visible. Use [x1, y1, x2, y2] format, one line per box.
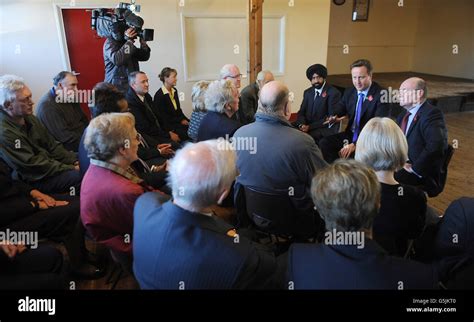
[307, 126, 339, 146]
[319, 131, 354, 163]
[0, 245, 64, 289]
[3, 195, 80, 242]
[30, 170, 82, 195]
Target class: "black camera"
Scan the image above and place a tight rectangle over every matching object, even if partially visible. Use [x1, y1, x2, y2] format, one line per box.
[91, 2, 154, 42]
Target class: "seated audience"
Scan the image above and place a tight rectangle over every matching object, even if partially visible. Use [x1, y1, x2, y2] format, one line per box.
[133, 140, 280, 289]
[197, 80, 241, 141]
[319, 59, 388, 163]
[0, 244, 64, 289]
[233, 81, 327, 235]
[287, 159, 438, 289]
[394, 77, 448, 197]
[126, 71, 180, 146]
[153, 67, 190, 141]
[35, 71, 89, 152]
[219, 64, 243, 122]
[355, 117, 426, 256]
[0, 158, 102, 278]
[187, 80, 210, 142]
[81, 113, 160, 267]
[0, 75, 80, 194]
[79, 82, 170, 191]
[294, 64, 341, 145]
[238, 70, 274, 124]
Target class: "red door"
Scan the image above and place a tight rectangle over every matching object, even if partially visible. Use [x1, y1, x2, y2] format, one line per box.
[62, 9, 110, 118]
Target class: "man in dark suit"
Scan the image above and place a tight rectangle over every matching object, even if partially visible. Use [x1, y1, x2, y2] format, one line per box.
[238, 70, 274, 124]
[126, 71, 180, 151]
[133, 140, 281, 289]
[319, 59, 389, 163]
[394, 77, 448, 197]
[287, 159, 438, 289]
[295, 64, 341, 145]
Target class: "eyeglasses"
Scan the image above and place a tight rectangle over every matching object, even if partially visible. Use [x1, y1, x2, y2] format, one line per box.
[227, 74, 242, 80]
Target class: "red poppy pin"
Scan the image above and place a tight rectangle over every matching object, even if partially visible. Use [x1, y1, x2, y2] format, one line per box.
[367, 95, 373, 102]
[322, 92, 327, 98]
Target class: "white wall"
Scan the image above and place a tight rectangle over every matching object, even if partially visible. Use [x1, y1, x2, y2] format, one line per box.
[0, 0, 331, 114]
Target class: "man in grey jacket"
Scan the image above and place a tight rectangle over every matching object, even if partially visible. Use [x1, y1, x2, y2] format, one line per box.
[104, 27, 151, 93]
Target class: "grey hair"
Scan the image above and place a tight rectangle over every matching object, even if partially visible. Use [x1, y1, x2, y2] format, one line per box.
[257, 70, 271, 82]
[415, 78, 428, 99]
[355, 117, 408, 172]
[53, 71, 74, 87]
[311, 159, 381, 232]
[191, 80, 210, 112]
[0, 75, 26, 108]
[84, 112, 136, 161]
[205, 80, 236, 114]
[128, 71, 146, 86]
[219, 64, 238, 79]
[167, 139, 238, 211]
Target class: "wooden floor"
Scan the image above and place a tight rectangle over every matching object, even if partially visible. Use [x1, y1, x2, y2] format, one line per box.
[75, 111, 474, 290]
[428, 111, 474, 213]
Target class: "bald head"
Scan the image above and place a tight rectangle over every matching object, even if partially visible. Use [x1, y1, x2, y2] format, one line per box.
[168, 140, 237, 211]
[258, 81, 291, 119]
[399, 77, 427, 109]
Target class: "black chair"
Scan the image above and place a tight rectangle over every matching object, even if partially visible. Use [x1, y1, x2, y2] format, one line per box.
[438, 144, 455, 194]
[242, 186, 322, 243]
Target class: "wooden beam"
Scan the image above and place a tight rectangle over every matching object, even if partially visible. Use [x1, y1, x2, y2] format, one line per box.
[248, 0, 263, 83]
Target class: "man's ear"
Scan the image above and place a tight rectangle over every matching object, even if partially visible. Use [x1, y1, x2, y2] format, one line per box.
[217, 187, 230, 205]
[284, 101, 291, 119]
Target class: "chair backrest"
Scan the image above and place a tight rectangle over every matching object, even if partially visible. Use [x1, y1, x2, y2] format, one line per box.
[439, 144, 455, 193]
[243, 186, 300, 236]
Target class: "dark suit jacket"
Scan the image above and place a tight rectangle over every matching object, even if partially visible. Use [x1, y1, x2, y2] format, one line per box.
[238, 82, 259, 125]
[153, 87, 189, 131]
[133, 192, 279, 289]
[335, 81, 389, 143]
[288, 239, 438, 289]
[435, 197, 474, 259]
[296, 84, 341, 130]
[126, 88, 170, 146]
[396, 101, 448, 195]
[197, 111, 241, 141]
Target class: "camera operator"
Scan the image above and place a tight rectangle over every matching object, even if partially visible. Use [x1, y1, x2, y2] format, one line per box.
[103, 25, 151, 93]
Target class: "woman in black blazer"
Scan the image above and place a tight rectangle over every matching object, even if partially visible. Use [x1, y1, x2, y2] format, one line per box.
[153, 67, 190, 141]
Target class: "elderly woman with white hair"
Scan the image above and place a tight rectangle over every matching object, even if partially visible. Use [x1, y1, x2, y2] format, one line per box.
[197, 79, 241, 141]
[81, 112, 158, 266]
[187, 80, 210, 142]
[355, 117, 427, 256]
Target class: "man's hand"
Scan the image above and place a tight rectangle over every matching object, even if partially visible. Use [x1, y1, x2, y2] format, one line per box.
[180, 119, 189, 126]
[403, 163, 413, 173]
[299, 124, 310, 133]
[339, 143, 356, 159]
[125, 27, 138, 40]
[1, 244, 27, 259]
[30, 190, 69, 209]
[158, 143, 174, 157]
[139, 38, 148, 47]
[169, 131, 181, 143]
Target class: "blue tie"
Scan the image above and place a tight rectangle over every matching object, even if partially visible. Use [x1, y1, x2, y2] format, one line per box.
[352, 92, 365, 142]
